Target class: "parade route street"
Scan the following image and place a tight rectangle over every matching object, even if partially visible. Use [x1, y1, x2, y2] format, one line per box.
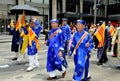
[0, 35, 120, 81]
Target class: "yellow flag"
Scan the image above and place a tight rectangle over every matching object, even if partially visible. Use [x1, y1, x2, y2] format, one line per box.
[109, 26, 116, 37]
[28, 27, 40, 50]
[94, 22, 106, 47]
[10, 20, 14, 27]
[16, 18, 21, 31]
[28, 27, 36, 46]
[21, 10, 25, 26]
[33, 38, 40, 50]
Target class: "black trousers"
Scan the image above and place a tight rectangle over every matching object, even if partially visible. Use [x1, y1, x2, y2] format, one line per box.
[99, 45, 108, 63]
[108, 38, 112, 51]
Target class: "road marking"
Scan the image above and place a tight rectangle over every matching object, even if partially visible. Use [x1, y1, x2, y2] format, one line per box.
[39, 50, 47, 53]
[0, 64, 9, 68]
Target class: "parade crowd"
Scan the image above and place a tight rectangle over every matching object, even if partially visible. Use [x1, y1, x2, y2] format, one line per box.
[8, 12, 120, 81]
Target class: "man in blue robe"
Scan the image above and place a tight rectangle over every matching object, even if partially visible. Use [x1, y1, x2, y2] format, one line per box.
[26, 18, 42, 71]
[61, 18, 71, 55]
[70, 20, 94, 81]
[60, 18, 71, 68]
[45, 19, 66, 80]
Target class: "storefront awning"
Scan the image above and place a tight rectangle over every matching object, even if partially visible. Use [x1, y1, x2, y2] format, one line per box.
[108, 14, 120, 21]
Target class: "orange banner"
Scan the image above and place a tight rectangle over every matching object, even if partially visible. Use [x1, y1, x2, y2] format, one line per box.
[21, 10, 25, 26]
[94, 22, 106, 47]
[16, 18, 21, 31]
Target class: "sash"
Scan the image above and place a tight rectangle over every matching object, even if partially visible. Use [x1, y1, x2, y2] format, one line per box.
[72, 32, 88, 55]
[49, 29, 61, 39]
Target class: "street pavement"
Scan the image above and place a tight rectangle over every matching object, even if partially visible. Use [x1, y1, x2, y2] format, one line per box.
[0, 34, 12, 43]
[0, 34, 120, 81]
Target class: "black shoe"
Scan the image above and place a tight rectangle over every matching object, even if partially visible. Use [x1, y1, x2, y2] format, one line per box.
[116, 66, 120, 69]
[81, 79, 85, 81]
[12, 57, 17, 61]
[97, 62, 103, 65]
[87, 75, 91, 80]
[81, 79, 90, 81]
[103, 59, 108, 63]
[108, 50, 111, 52]
[81, 75, 91, 81]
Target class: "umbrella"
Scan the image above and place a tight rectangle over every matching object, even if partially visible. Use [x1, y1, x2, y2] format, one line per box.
[9, 4, 40, 15]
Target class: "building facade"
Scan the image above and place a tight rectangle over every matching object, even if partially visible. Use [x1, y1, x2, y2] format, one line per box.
[0, 0, 16, 33]
[25, 0, 49, 30]
[50, 0, 107, 24]
[0, 0, 49, 33]
[107, 0, 120, 23]
[0, 0, 120, 33]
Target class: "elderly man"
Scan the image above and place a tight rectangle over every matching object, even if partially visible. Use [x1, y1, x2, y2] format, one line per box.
[61, 18, 71, 55]
[71, 20, 94, 81]
[45, 19, 67, 80]
[26, 18, 42, 71]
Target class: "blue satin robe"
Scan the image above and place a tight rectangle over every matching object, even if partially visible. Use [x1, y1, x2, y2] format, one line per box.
[71, 30, 94, 81]
[60, 24, 71, 53]
[46, 28, 65, 72]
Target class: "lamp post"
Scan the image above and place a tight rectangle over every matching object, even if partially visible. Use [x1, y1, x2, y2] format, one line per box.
[105, 0, 109, 22]
[43, 0, 45, 33]
[80, 0, 83, 19]
[94, 0, 97, 24]
[94, 0, 102, 24]
[43, 0, 44, 27]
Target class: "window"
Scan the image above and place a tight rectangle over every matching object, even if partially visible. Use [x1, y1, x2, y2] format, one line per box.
[66, 0, 77, 12]
[25, 0, 43, 3]
[25, 0, 31, 2]
[44, 0, 49, 4]
[25, 0, 49, 4]
[83, 6, 90, 14]
[57, 0, 62, 12]
[31, 0, 43, 3]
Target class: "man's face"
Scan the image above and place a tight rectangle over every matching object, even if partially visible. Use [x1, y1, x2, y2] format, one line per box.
[108, 21, 111, 26]
[76, 23, 85, 32]
[51, 22, 58, 29]
[30, 21, 35, 28]
[62, 20, 67, 25]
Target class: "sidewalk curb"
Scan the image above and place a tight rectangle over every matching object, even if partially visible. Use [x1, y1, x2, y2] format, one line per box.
[0, 40, 11, 43]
